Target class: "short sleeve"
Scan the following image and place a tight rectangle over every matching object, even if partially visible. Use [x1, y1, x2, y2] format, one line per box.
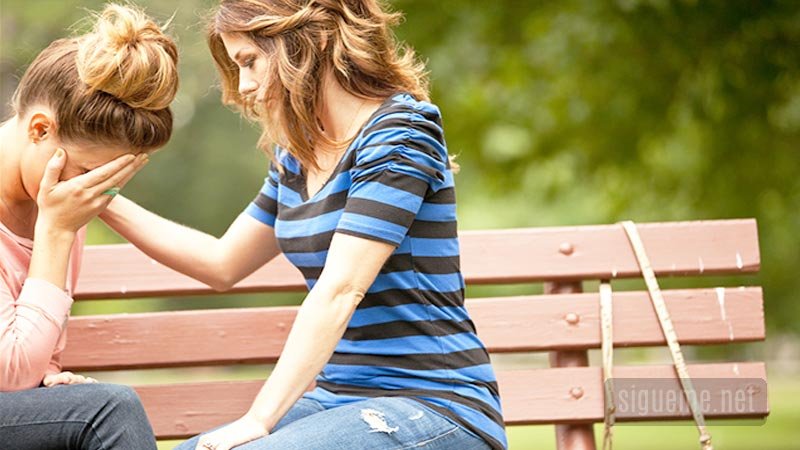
[335, 120, 449, 247]
[245, 157, 280, 228]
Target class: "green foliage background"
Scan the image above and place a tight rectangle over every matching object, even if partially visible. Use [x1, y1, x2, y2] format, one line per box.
[3, 0, 796, 332]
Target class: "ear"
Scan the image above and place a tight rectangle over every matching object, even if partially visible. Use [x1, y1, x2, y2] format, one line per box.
[27, 112, 56, 145]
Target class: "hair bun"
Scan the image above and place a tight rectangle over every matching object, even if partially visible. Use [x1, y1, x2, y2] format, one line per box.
[76, 3, 178, 110]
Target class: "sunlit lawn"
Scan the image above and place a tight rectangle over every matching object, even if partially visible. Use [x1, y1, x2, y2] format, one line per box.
[154, 375, 798, 450]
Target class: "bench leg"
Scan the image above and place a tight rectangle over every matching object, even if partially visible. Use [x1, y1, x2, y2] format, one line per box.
[546, 281, 597, 450]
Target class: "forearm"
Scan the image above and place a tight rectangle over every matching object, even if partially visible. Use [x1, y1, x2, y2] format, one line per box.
[28, 223, 75, 289]
[247, 282, 362, 430]
[1, 222, 76, 391]
[100, 195, 230, 289]
[0, 281, 71, 391]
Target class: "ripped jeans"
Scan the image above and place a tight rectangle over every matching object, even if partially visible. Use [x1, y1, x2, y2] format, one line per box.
[175, 396, 491, 450]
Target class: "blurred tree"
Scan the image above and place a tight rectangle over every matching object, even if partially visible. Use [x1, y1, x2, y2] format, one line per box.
[1, 0, 797, 332]
[396, 0, 800, 333]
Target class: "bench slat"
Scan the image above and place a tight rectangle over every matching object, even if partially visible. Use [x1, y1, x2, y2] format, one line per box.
[135, 362, 768, 439]
[62, 288, 764, 371]
[74, 220, 759, 299]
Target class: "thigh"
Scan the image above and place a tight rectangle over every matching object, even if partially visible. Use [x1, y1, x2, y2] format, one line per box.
[0, 383, 155, 450]
[175, 397, 325, 450]
[236, 397, 491, 450]
[272, 396, 326, 432]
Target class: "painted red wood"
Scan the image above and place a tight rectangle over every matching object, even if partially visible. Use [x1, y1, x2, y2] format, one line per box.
[545, 281, 596, 450]
[135, 363, 768, 439]
[73, 220, 759, 300]
[61, 288, 764, 370]
[61, 219, 767, 448]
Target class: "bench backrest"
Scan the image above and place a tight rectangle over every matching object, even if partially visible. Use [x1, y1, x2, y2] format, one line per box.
[63, 219, 768, 441]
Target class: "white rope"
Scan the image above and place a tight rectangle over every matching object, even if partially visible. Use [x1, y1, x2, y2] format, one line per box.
[619, 221, 713, 450]
[600, 281, 615, 450]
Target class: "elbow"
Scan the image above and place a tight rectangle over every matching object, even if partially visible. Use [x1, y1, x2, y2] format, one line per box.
[208, 276, 235, 292]
[340, 286, 366, 309]
[203, 253, 238, 292]
[0, 356, 45, 392]
[314, 278, 367, 310]
[204, 247, 245, 292]
[207, 266, 247, 292]
[0, 376, 41, 392]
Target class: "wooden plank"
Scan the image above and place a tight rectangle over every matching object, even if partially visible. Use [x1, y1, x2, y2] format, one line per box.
[499, 362, 768, 424]
[473, 287, 765, 352]
[62, 288, 764, 371]
[135, 362, 768, 439]
[74, 220, 760, 300]
[460, 219, 760, 284]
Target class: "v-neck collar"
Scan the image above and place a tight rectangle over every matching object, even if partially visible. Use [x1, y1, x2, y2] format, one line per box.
[298, 94, 399, 203]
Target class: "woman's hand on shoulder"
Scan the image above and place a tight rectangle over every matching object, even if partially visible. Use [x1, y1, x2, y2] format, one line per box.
[195, 413, 269, 450]
[36, 149, 147, 234]
[42, 371, 99, 387]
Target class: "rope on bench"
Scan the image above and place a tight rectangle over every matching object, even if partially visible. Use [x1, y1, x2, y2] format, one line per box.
[600, 221, 714, 450]
[600, 280, 615, 450]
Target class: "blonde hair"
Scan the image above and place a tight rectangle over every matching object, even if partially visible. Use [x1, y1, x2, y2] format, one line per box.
[208, 0, 429, 171]
[11, 3, 178, 151]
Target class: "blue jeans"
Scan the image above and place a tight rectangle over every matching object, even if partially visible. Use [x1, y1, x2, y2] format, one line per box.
[176, 396, 491, 450]
[0, 383, 157, 450]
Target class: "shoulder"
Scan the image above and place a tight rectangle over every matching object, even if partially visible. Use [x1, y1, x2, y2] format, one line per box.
[353, 94, 448, 171]
[359, 93, 445, 148]
[348, 95, 450, 191]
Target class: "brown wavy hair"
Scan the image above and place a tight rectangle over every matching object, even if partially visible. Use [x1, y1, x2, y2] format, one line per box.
[208, 0, 429, 171]
[11, 4, 178, 152]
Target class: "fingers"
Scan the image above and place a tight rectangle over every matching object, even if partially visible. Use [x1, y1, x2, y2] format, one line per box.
[95, 153, 149, 194]
[116, 154, 149, 189]
[42, 373, 65, 387]
[195, 417, 267, 450]
[39, 149, 67, 192]
[197, 435, 213, 450]
[77, 153, 136, 189]
[43, 371, 98, 387]
[197, 433, 227, 450]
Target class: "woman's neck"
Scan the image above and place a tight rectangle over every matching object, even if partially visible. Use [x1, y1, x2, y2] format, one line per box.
[318, 73, 382, 144]
[0, 117, 37, 237]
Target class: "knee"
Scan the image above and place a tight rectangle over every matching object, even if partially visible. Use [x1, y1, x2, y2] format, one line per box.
[86, 384, 148, 419]
[87, 383, 138, 402]
[58, 384, 155, 449]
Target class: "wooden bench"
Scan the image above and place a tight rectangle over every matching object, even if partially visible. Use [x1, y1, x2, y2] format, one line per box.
[63, 219, 768, 449]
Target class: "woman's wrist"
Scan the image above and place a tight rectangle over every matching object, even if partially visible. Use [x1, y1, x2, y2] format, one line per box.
[34, 219, 77, 243]
[29, 222, 76, 290]
[245, 407, 276, 432]
[98, 195, 123, 223]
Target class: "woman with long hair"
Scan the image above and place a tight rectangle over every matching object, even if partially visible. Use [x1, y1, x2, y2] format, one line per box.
[0, 4, 179, 449]
[101, 1, 507, 449]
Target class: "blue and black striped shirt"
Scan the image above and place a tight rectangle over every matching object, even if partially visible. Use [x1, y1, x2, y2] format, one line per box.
[245, 93, 507, 449]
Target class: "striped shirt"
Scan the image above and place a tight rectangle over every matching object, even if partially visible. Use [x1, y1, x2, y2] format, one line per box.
[245, 93, 507, 449]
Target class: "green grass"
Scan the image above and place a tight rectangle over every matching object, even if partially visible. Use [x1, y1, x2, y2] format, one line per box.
[156, 375, 799, 450]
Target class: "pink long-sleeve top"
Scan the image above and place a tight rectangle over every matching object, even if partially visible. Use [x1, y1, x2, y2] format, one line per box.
[0, 220, 85, 391]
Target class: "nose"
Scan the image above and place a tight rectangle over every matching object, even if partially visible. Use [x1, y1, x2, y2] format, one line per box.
[239, 76, 259, 97]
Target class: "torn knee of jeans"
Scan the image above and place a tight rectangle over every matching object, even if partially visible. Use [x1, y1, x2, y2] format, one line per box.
[409, 410, 424, 420]
[360, 408, 400, 434]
